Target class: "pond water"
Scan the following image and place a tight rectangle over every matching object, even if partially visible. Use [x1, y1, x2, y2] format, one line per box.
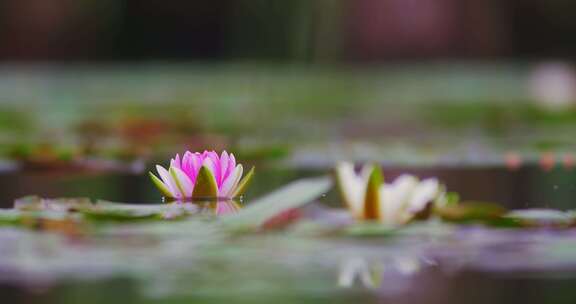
[0, 64, 575, 303]
[2, 164, 576, 304]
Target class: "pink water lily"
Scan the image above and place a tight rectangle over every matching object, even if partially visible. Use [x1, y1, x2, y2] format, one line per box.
[149, 150, 254, 200]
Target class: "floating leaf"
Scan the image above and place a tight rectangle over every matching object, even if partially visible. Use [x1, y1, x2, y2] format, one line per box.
[436, 201, 507, 223]
[14, 196, 92, 212]
[82, 200, 193, 222]
[342, 220, 454, 238]
[0, 209, 22, 226]
[505, 209, 574, 227]
[221, 176, 332, 231]
[343, 221, 397, 237]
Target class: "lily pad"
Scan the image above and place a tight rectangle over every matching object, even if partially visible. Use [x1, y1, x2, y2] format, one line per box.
[0, 209, 23, 226]
[504, 209, 575, 227]
[436, 201, 507, 223]
[222, 176, 332, 232]
[14, 195, 93, 212]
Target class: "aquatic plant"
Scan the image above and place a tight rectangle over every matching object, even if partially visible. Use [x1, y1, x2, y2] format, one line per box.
[150, 150, 254, 200]
[335, 162, 453, 225]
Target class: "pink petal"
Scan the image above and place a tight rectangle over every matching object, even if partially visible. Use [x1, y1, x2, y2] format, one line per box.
[219, 164, 243, 197]
[170, 154, 181, 169]
[202, 157, 218, 185]
[205, 151, 221, 185]
[220, 151, 230, 183]
[192, 152, 203, 176]
[181, 151, 193, 177]
[172, 166, 194, 198]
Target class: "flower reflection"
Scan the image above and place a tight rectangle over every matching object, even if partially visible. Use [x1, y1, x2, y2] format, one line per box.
[338, 257, 379, 289]
[338, 255, 435, 292]
[212, 200, 242, 216]
[163, 199, 242, 218]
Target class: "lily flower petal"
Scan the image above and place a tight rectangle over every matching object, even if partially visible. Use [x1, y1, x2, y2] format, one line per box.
[336, 162, 368, 219]
[220, 164, 243, 198]
[407, 178, 439, 214]
[156, 165, 178, 198]
[150, 150, 254, 201]
[336, 162, 454, 225]
[170, 166, 194, 198]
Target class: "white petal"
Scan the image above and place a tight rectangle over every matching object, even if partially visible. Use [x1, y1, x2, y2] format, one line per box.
[407, 178, 440, 213]
[171, 166, 194, 198]
[391, 174, 419, 209]
[336, 162, 368, 218]
[379, 185, 404, 224]
[202, 157, 217, 177]
[156, 165, 177, 197]
[220, 164, 243, 197]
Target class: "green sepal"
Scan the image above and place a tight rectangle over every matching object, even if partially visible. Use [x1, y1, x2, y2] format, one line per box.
[231, 166, 255, 198]
[364, 165, 382, 220]
[192, 165, 219, 199]
[149, 172, 173, 198]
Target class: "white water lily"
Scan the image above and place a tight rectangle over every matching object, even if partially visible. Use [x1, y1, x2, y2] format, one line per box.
[336, 162, 451, 225]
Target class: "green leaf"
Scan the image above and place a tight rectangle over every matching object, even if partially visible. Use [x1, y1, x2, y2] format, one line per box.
[81, 200, 167, 222]
[14, 196, 93, 212]
[436, 201, 506, 223]
[504, 209, 574, 227]
[0, 209, 22, 226]
[149, 172, 173, 198]
[343, 221, 397, 237]
[221, 176, 332, 231]
[192, 165, 219, 199]
[364, 165, 382, 220]
[231, 166, 255, 198]
[342, 221, 454, 237]
[444, 192, 460, 207]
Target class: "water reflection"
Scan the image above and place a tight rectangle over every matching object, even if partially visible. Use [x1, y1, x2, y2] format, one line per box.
[162, 199, 242, 218]
[338, 255, 436, 293]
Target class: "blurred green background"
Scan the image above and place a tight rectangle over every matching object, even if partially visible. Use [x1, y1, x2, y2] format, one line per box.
[0, 0, 576, 208]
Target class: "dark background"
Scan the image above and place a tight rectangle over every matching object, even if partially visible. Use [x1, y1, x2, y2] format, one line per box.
[0, 0, 575, 62]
